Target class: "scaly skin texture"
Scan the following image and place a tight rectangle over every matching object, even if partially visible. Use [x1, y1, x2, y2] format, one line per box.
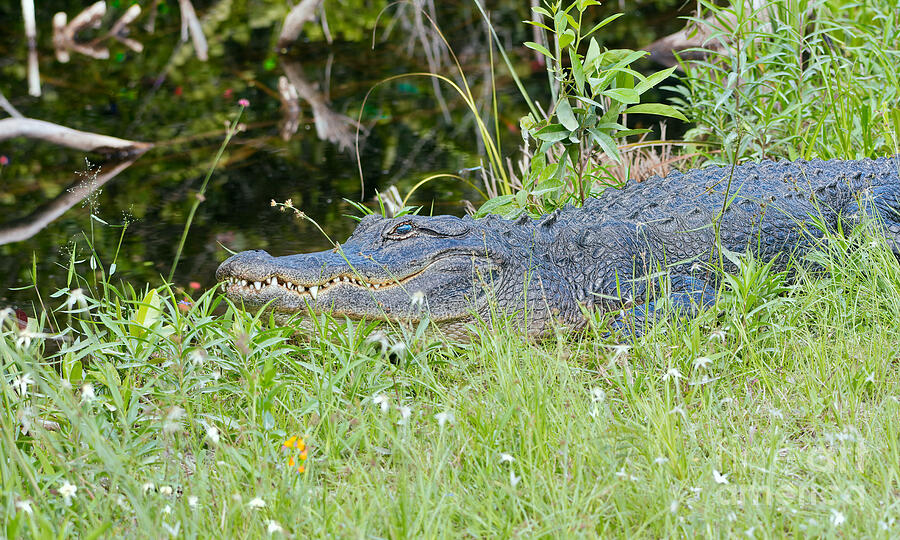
[216, 156, 900, 337]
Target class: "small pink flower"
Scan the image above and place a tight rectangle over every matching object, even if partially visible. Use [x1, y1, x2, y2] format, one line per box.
[238, 98, 250, 107]
[0, 155, 8, 166]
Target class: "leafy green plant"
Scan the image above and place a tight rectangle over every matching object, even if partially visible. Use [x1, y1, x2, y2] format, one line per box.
[671, 0, 900, 163]
[477, 0, 687, 218]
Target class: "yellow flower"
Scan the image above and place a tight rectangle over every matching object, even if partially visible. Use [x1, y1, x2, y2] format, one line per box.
[282, 435, 308, 473]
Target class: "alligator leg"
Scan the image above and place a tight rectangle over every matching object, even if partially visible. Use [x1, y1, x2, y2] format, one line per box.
[610, 274, 718, 336]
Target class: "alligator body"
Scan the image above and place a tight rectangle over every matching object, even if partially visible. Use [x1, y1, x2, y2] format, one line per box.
[217, 157, 900, 338]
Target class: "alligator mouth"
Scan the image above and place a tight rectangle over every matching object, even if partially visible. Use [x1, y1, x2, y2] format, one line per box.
[220, 267, 428, 302]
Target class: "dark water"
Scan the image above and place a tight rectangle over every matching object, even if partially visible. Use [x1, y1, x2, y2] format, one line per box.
[0, 0, 686, 312]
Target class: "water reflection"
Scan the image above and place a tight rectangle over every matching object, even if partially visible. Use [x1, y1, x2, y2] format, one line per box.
[0, 0, 686, 310]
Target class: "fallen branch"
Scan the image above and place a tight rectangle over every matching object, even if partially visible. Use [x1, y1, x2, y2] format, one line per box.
[277, 0, 324, 51]
[178, 0, 208, 61]
[21, 0, 41, 96]
[53, 2, 144, 62]
[644, 0, 770, 69]
[0, 118, 153, 156]
[0, 159, 136, 245]
[0, 91, 24, 119]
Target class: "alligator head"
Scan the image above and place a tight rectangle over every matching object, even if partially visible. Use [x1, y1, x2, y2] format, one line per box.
[215, 213, 573, 338]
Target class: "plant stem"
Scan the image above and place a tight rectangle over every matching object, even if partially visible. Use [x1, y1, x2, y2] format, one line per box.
[167, 107, 244, 284]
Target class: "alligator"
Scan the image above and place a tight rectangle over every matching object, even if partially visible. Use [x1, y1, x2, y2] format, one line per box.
[216, 156, 900, 338]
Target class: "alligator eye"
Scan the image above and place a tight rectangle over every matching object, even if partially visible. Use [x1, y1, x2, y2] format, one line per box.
[391, 223, 413, 235]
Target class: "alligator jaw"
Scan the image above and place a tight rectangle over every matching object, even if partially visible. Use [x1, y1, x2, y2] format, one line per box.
[219, 265, 429, 303]
[216, 246, 496, 325]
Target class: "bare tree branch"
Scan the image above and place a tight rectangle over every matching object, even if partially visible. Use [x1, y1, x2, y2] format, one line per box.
[277, 0, 324, 51]
[178, 0, 208, 61]
[53, 2, 109, 62]
[21, 0, 41, 96]
[0, 91, 24, 119]
[0, 118, 152, 156]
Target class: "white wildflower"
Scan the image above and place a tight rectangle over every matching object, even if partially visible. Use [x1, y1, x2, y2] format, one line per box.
[15, 499, 33, 514]
[693, 356, 712, 369]
[0, 307, 13, 327]
[59, 480, 77, 505]
[159, 485, 173, 496]
[879, 517, 895, 530]
[669, 500, 679, 513]
[163, 407, 185, 434]
[499, 453, 515, 464]
[865, 372, 876, 384]
[206, 425, 220, 445]
[66, 288, 88, 308]
[669, 405, 686, 418]
[365, 331, 389, 349]
[162, 522, 181, 537]
[80, 383, 95, 402]
[712, 469, 730, 485]
[162, 504, 172, 515]
[609, 344, 631, 359]
[769, 407, 784, 420]
[590, 387, 606, 403]
[12, 373, 34, 398]
[663, 368, 683, 381]
[831, 509, 845, 527]
[248, 497, 266, 509]
[435, 412, 454, 427]
[142, 482, 156, 494]
[398, 405, 412, 424]
[267, 520, 285, 535]
[410, 291, 425, 307]
[388, 341, 407, 358]
[653, 456, 669, 465]
[728, 511, 737, 522]
[509, 470, 521, 487]
[189, 349, 206, 366]
[187, 496, 199, 508]
[372, 394, 389, 413]
[709, 328, 727, 342]
[745, 527, 756, 537]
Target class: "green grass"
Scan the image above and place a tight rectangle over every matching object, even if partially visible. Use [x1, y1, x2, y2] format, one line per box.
[4, 221, 900, 537]
[672, 0, 900, 163]
[5, 0, 900, 536]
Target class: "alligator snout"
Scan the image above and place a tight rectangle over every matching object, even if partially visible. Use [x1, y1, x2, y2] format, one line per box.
[215, 249, 274, 282]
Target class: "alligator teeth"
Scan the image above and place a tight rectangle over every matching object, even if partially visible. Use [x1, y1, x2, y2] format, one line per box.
[309, 286, 318, 299]
[254, 281, 262, 290]
[241, 280, 247, 287]
[272, 276, 279, 286]
[373, 283, 380, 289]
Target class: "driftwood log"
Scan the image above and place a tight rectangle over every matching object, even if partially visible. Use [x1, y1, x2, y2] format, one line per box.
[0, 118, 152, 157]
